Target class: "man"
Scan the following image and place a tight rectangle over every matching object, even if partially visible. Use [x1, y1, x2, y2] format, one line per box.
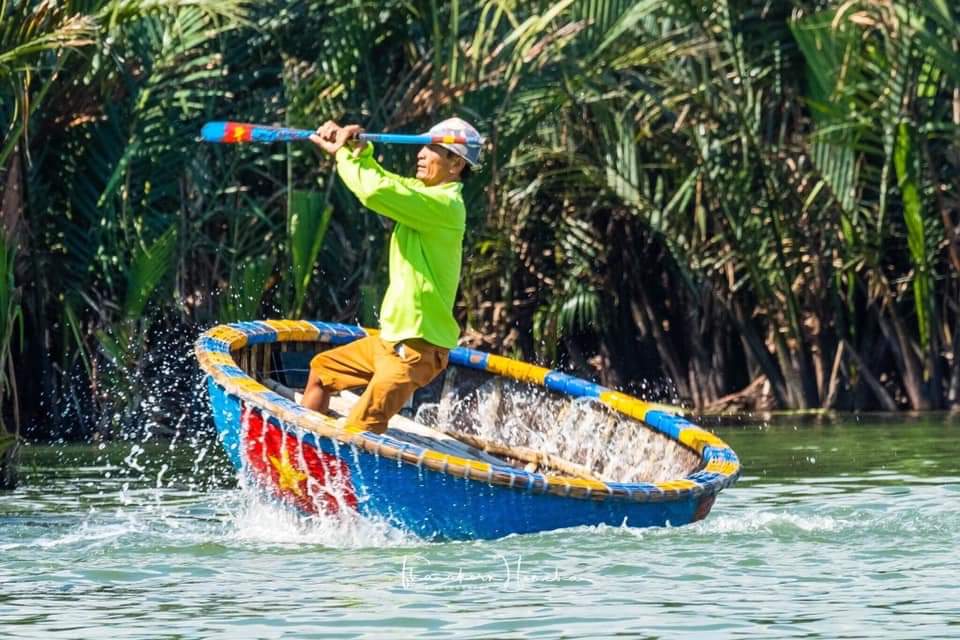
[301, 117, 481, 434]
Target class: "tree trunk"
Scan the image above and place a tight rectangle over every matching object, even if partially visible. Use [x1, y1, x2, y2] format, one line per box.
[772, 332, 800, 407]
[1, 149, 23, 239]
[823, 341, 844, 410]
[779, 311, 820, 409]
[928, 299, 944, 410]
[0, 149, 22, 489]
[877, 305, 929, 410]
[849, 312, 879, 410]
[727, 299, 789, 407]
[843, 339, 898, 411]
[685, 293, 727, 405]
[0, 435, 19, 489]
[629, 292, 691, 404]
[949, 306, 960, 408]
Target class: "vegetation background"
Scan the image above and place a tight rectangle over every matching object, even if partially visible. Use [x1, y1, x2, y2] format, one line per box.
[2, 0, 959, 481]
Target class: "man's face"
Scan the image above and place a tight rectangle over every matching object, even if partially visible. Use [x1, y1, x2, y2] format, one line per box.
[416, 144, 464, 186]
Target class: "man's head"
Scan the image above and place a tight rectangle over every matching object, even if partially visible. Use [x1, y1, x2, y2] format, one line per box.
[416, 144, 468, 186]
[415, 117, 481, 186]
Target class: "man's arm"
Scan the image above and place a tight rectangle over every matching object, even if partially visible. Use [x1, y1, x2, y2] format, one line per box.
[333, 145, 459, 232]
[310, 121, 460, 232]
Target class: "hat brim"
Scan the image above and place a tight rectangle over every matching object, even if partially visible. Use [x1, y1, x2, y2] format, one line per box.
[436, 143, 482, 168]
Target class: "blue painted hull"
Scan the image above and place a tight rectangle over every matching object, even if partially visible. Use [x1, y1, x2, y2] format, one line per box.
[209, 380, 699, 540]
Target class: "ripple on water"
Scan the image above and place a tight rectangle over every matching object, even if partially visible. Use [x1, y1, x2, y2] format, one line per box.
[3, 419, 960, 638]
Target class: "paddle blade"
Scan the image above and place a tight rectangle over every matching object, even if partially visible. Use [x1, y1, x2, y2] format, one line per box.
[200, 122, 313, 144]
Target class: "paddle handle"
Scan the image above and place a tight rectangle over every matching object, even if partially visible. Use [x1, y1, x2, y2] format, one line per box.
[359, 132, 484, 146]
[201, 122, 484, 146]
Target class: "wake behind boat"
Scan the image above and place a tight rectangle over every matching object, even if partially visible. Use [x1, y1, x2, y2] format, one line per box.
[196, 320, 740, 540]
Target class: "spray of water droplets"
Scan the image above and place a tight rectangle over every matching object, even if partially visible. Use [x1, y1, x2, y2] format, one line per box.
[415, 376, 700, 482]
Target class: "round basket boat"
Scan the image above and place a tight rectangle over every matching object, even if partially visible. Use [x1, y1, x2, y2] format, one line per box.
[195, 320, 740, 540]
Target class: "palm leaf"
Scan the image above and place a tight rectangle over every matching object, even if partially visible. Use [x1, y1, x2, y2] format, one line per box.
[287, 189, 332, 318]
[220, 255, 274, 323]
[124, 224, 178, 320]
[894, 120, 935, 351]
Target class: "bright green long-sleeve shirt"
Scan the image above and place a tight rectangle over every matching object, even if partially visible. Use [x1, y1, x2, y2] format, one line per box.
[335, 144, 465, 349]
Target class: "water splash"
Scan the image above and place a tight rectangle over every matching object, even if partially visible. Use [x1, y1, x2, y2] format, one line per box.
[228, 482, 416, 549]
[694, 510, 849, 534]
[415, 377, 699, 483]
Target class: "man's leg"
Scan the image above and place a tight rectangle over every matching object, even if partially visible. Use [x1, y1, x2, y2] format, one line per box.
[345, 371, 418, 434]
[301, 336, 379, 413]
[344, 338, 449, 433]
[300, 368, 333, 413]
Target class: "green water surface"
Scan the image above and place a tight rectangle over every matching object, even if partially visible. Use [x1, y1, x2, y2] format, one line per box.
[1, 416, 958, 638]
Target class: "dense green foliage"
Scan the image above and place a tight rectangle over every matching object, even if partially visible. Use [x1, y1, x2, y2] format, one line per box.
[1, 0, 959, 452]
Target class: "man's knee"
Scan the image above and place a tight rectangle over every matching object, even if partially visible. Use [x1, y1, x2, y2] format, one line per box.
[306, 361, 335, 391]
[347, 377, 416, 433]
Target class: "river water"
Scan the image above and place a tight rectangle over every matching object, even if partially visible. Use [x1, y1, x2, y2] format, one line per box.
[2, 415, 958, 638]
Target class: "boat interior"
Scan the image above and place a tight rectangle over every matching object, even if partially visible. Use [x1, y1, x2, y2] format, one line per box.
[232, 339, 702, 484]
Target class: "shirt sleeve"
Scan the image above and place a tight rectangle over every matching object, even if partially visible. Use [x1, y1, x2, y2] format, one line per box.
[335, 144, 459, 232]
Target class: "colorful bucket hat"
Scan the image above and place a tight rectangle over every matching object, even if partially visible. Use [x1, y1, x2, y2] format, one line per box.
[426, 117, 483, 168]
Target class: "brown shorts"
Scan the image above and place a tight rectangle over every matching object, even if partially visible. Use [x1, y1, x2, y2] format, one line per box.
[309, 335, 449, 434]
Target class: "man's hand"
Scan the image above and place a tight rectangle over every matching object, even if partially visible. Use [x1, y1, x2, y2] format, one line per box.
[310, 121, 367, 155]
[309, 120, 343, 155]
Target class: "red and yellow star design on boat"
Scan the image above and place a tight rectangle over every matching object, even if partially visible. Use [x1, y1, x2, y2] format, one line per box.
[242, 405, 357, 514]
[269, 446, 308, 497]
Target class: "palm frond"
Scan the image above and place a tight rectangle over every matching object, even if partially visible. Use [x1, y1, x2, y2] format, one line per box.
[124, 224, 177, 320]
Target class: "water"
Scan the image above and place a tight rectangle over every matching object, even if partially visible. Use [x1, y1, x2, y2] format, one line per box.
[2, 415, 959, 638]
[415, 381, 699, 482]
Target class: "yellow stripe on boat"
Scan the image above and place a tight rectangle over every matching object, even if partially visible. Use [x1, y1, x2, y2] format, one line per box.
[201, 352, 236, 367]
[420, 450, 491, 475]
[655, 479, 698, 491]
[465, 460, 492, 476]
[551, 476, 610, 492]
[678, 428, 724, 453]
[599, 390, 653, 421]
[485, 355, 549, 385]
[232, 378, 269, 393]
[704, 459, 739, 476]
[263, 319, 320, 342]
[301, 412, 367, 436]
[207, 326, 247, 348]
[598, 390, 687, 420]
[341, 423, 367, 435]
